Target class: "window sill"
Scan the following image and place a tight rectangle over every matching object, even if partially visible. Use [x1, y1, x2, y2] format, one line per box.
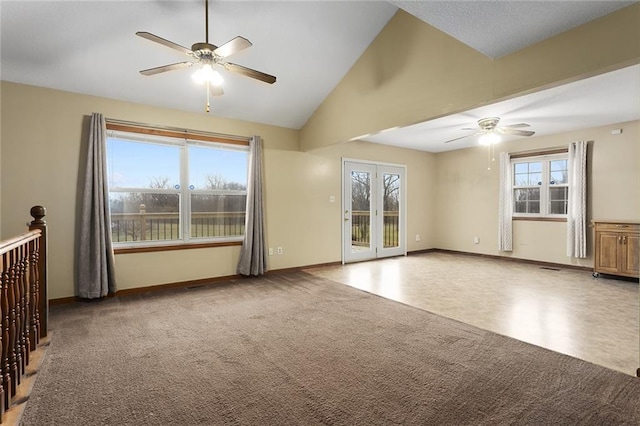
[513, 217, 567, 223]
[114, 240, 242, 254]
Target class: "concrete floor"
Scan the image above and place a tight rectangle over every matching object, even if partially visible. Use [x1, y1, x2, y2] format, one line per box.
[305, 251, 639, 376]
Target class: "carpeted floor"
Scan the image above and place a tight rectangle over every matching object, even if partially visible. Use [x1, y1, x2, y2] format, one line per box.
[21, 272, 640, 425]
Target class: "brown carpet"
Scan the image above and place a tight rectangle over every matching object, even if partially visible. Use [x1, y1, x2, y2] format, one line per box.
[22, 272, 640, 425]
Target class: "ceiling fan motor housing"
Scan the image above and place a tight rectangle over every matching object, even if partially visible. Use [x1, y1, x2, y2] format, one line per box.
[478, 117, 500, 131]
[191, 42, 217, 59]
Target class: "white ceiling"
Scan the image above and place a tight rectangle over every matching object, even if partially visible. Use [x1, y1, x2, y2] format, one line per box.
[1, 1, 638, 151]
[0, 0, 397, 129]
[392, 1, 636, 58]
[362, 64, 640, 153]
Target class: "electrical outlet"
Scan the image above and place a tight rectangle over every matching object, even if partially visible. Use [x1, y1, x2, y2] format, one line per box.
[277, 247, 283, 255]
[415, 234, 421, 242]
[473, 236, 480, 244]
[268, 248, 274, 256]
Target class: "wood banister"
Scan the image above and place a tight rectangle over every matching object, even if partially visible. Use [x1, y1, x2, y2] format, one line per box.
[0, 205, 48, 421]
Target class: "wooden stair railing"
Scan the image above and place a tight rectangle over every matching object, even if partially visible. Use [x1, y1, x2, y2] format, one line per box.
[0, 206, 48, 423]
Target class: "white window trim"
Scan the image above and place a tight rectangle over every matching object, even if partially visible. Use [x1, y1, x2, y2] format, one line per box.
[107, 130, 249, 248]
[511, 153, 569, 219]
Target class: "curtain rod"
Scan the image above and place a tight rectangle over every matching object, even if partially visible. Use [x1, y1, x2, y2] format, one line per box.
[105, 118, 250, 143]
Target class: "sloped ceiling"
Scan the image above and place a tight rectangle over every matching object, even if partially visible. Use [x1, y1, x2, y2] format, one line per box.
[1, 1, 638, 151]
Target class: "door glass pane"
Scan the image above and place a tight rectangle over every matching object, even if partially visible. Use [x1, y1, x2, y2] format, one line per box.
[351, 171, 371, 253]
[382, 173, 400, 248]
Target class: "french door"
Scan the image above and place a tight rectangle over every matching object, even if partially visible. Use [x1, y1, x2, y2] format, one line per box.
[342, 160, 406, 263]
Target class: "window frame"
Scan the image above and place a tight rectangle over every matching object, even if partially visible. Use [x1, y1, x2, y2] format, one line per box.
[511, 152, 569, 220]
[105, 121, 250, 251]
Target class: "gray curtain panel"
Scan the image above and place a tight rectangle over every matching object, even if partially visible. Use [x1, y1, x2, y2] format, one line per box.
[77, 113, 117, 298]
[237, 135, 267, 276]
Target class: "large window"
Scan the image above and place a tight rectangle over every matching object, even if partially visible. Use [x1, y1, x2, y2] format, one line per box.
[106, 127, 248, 246]
[512, 153, 568, 218]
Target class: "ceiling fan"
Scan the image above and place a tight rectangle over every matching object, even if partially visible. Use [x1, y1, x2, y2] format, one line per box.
[136, 0, 276, 112]
[444, 117, 535, 144]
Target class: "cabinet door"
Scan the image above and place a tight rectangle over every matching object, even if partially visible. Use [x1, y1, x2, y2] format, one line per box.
[621, 233, 640, 277]
[595, 231, 621, 274]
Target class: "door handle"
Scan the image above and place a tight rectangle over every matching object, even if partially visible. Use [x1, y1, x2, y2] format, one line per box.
[623, 236, 627, 244]
[344, 210, 349, 222]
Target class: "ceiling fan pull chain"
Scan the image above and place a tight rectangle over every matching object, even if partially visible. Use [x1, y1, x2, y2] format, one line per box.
[206, 81, 211, 113]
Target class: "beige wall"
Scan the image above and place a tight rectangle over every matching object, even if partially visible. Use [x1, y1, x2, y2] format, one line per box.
[0, 82, 435, 298]
[434, 121, 640, 267]
[1, 84, 637, 299]
[300, 9, 494, 151]
[0, 82, 295, 297]
[2, 5, 638, 299]
[0, 82, 2, 236]
[300, 4, 640, 151]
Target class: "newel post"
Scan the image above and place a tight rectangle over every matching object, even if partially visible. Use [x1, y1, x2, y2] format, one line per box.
[28, 206, 48, 339]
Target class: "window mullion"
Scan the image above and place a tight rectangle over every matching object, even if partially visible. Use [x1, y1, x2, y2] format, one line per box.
[181, 144, 190, 243]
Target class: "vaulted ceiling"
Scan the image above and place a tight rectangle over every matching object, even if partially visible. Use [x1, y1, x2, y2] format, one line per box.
[1, 1, 637, 151]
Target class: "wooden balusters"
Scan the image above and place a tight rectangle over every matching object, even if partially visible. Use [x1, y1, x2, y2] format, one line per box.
[0, 253, 8, 420]
[0, 206, 48, 422]
[7, 251, 19, 396]
[29, 238, 40, 350]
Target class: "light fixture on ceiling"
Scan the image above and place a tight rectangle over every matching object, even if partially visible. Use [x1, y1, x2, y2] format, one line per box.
[445, 117, 535, 171]
[192, 63, 224, 86]
[477, 118, 501, 170]
[192, 62, 224, 113]
[136, 0, 276, 114]
[478, 131, 501, 146]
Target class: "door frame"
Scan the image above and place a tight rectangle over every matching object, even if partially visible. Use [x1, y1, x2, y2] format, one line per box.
[341, 158, 407, 264]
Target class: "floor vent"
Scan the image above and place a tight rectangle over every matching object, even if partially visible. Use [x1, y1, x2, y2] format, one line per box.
[540, 266, 561, 271]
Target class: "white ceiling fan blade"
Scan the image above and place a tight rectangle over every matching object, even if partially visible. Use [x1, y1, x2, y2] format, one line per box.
[214, 36, 252, 58]
[224, 63, 277, 84]
[444, 131, 481, 143]
[502, 123, 531, 128]
[497, 128, 535, 137]
[136, 32, 193, 56]
[139, 62, 194, 76]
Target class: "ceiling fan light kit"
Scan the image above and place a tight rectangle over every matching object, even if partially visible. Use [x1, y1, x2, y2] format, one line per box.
[136, 0, 276, 113]
[478, 132, 501, 146]
[192, 64, 223, 86]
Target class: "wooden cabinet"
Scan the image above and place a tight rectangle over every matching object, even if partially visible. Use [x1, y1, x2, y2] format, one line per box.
[592, 220, 640, 279]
